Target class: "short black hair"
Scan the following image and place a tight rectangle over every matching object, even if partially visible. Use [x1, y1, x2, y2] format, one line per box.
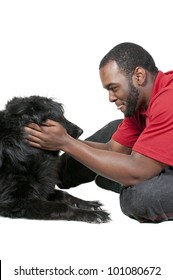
[99, 42, 158, 76]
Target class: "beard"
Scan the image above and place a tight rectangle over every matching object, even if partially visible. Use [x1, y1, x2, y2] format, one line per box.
[124, 81, 140, 117]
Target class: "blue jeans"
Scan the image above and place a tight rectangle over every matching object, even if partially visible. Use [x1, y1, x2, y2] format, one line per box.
[59, 120, 173, 223]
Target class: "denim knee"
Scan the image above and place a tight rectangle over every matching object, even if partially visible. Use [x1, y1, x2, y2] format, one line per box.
[120, 186, 149, 222]
[120, 168, 173, 223]
[120, 184, 168, 223]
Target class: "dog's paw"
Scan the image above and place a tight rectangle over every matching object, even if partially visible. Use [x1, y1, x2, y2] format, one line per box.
[88, 209, 111, 224]
[72, 200, 103, 211]
[70, 208, 111, 223]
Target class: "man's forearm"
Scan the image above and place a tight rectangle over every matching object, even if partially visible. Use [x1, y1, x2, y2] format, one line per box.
[81, 140, 110, 150]
[62, 135, 137, 186]
[61, 133, 165, 187]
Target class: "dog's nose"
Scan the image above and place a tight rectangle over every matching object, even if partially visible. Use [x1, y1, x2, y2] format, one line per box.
[78, 127, 83, 137]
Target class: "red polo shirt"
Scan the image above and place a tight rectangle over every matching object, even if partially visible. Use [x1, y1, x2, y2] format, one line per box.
[112, 71, 173, 166]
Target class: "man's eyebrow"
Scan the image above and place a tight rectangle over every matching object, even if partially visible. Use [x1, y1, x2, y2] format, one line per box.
[104, 83, 117, 89]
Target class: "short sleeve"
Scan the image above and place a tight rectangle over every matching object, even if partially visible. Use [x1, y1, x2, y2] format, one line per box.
[112, 112, 146, 148]
[133, 90, 173, 166]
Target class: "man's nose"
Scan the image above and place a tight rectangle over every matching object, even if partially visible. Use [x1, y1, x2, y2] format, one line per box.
[109, 91, 117, 102]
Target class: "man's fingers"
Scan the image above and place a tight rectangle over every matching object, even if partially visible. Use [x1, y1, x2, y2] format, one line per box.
[25, 132, 44, 148]
[24, 120, 63, 151]
[26, 133, 41, 142]
[26, 123, 42, 131]
[42, 119, 58, 126]
[26, 139, 43, 149]
[24, 126, 44, 141]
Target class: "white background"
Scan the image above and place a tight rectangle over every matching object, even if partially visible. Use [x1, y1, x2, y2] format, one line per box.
[0, 0, 173, 279]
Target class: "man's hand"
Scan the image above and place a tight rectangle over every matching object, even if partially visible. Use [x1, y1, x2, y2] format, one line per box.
[25, 119, 68, 151]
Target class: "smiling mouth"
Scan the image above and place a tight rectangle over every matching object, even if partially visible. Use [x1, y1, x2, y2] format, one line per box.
[117, 105, 124, 110]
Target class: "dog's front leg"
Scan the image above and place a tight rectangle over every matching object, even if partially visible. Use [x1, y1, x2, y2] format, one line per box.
[23, 199, 110, 223]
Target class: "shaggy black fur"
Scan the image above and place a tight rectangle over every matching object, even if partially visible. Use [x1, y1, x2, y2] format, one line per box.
[0, 96, 110, 223]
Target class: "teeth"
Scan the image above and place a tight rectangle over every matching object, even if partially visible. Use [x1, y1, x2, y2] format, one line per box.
[117, 105, 123, 110]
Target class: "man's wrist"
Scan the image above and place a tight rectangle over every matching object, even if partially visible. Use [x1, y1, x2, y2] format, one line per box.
[60, 133, 76, 153]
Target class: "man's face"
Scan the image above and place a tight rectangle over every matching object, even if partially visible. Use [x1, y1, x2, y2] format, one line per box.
[99, 60, 140, 117]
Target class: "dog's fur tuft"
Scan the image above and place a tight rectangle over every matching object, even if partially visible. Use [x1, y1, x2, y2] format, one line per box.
[0, 96, 110, 223]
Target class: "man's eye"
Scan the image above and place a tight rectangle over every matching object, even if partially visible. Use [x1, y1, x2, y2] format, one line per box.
[111, 87, 117, 93]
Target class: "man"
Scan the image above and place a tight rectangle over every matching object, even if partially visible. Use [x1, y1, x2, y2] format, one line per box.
[25, 42, 173, 223]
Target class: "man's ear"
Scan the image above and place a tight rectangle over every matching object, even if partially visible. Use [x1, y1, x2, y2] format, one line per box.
[133, 67, 146, 86]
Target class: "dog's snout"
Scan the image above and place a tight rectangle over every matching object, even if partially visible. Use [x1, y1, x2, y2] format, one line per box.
[65, 119, 83, 139]
[77, 127, 83, 138]
[69, 124, 83, 139]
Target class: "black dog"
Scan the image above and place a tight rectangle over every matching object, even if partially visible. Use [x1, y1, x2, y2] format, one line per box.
[0, 95, 110, 223]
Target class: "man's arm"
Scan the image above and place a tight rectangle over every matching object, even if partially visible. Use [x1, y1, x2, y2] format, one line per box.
[82, 139, 132, 154]
[25, 120, 167, 186]
[60, 135, 166, 186]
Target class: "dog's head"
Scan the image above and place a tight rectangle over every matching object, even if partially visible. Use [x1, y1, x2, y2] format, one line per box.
[5, 95, 83, 139]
